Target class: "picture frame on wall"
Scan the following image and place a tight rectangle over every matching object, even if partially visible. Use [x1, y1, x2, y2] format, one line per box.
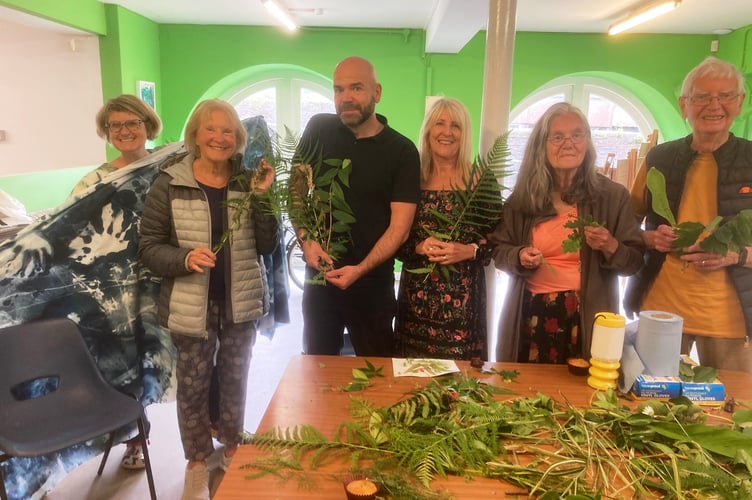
[137, 80, 156, 110]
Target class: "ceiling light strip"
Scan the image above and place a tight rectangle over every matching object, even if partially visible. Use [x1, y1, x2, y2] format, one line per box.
[608, 0, 681, 36]
[261, 0, 297, 32]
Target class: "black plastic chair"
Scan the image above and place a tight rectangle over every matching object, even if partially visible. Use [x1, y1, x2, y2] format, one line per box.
[0, 318, 156, 500]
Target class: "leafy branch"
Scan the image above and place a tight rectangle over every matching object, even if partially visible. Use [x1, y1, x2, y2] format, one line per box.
[562, 214, 603, 253]
[240, 374, 752, 497]
[407, 133, 511, 281]
[341, 359, 385, 392]
[211, 121, 310, 255]
[479, 366, 520, 382]
[647, 167, 752, 255]
[285, 130, 356, 285]
[213, 166, 277, 253]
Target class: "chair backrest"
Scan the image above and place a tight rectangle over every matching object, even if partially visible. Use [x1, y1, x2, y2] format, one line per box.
[0, 318, 115, 436]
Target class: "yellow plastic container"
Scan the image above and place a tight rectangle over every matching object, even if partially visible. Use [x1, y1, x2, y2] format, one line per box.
[587, 359, 621, 390]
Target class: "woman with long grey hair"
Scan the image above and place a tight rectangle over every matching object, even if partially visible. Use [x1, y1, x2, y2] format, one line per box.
[491, 102, 644, 363]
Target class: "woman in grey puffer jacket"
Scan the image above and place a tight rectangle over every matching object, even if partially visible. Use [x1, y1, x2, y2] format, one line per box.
[138, 99, 278, 500]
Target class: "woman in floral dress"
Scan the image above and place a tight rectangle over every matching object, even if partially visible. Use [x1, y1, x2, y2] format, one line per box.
[395, 98, 502, 360]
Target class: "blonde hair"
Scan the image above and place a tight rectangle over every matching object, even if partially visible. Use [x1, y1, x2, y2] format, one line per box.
[95, 94, 162, 141]
[418, 97, 473, 182]
[183, 99, 247, 157]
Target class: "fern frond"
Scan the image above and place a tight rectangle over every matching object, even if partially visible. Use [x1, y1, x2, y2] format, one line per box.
[410, 133, 511, 278]
[238, 373, 751, 498]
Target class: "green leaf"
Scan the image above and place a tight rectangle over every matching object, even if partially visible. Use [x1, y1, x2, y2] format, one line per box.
[646, 167, 677, 227]
[352, 368, 369, 381]
[672, 221, 705, 249]
[651, 422, 752, 458]
[700, 209, 752, 255]
[561, 214, 602, 253]
[406, 266, 435, 274]
[733, 410, 752, 428]
[317, 167, 339, 185]
[423, 227, 451, 240]
[691, 365, 718, 383]
[342, 382, 368, 392]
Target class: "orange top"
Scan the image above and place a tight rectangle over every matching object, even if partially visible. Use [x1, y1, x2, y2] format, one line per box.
[527, 208, 580, 294]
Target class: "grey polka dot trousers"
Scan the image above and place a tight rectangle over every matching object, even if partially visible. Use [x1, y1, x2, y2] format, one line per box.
[171, 300, 257, 461]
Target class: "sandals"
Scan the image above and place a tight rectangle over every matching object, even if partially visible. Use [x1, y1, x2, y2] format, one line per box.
[120, 442, 146, 470]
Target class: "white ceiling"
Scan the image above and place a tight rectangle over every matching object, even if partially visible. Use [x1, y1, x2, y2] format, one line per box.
[4, 0, 752, 53]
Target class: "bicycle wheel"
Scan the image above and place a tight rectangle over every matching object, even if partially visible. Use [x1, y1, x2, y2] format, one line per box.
[286, 237, 306, 290]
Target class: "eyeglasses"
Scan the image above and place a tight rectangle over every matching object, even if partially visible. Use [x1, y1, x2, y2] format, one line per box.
[685, 92, 740, 106]
[106, 119, 143, 132]
[547, 132, 588, 146]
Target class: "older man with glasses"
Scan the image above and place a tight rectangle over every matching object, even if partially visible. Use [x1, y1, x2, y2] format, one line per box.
[626, 56, 752, 373]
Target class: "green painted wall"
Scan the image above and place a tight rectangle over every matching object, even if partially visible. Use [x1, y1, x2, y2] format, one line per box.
[4, 2, 752, 212]
[509, 32, 715, 140]
[0, 0, 106, 34]
[716, 27, 752, 137]
[156, 25, 742, 145]
[7, 1, 752, 145]
[0, 166, 92, 212]
[158, 25, 428, 144]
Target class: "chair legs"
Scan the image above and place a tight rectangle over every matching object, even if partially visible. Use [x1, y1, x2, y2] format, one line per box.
[95, 419, 156, 500]
[137, 418, 157, 500]
[1, 431, 156, 500]
[97, 433, 117, 476]
[0, 455, 9, 500]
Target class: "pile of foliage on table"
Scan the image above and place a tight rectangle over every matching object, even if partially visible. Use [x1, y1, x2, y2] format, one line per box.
[241, 371, 752, 499]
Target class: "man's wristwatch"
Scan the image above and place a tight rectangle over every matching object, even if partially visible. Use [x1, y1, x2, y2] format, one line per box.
[738, 247, 748, 267]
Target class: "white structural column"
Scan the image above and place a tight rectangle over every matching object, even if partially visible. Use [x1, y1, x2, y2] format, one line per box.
[480, 0, 517, 360]
[480, 0, 516, 151]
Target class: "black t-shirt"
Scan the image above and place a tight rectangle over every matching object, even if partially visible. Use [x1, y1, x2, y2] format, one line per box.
[298, 113, 420, 282]
[197, 181, 226, 300]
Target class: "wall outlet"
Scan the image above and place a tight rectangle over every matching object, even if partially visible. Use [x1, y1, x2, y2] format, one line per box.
[710, 39, 719, 53]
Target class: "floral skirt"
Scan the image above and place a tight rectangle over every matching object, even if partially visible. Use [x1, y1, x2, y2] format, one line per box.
[518, 289, 581, 364]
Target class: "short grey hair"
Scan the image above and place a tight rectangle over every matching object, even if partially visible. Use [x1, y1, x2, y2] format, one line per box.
[681, 56, 745, 97]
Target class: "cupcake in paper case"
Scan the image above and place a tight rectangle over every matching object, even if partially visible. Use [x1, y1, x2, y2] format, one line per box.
[342, 474, 379, 500]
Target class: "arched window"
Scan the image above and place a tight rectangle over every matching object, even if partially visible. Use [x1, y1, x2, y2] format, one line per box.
[224, 71, 334, 139]
[508, 77, 660, 188]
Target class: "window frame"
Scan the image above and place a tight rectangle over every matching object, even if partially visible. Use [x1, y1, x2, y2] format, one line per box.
[511, 76, 660, 141]
[224, 69, 334, 136]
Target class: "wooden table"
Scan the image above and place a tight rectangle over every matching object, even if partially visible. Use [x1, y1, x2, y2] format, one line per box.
[215, 355, 751, 499]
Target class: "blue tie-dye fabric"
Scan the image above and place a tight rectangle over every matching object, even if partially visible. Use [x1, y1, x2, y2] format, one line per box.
[0, 143, 184, 499]
[0, 115, 287, 500]
[241, 115, 291, 337]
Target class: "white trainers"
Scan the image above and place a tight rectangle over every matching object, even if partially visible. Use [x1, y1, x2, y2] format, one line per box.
[182, 463, 210, 500]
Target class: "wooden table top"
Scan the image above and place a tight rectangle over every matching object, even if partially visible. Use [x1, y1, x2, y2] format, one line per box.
[214, 355, 751, 499]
